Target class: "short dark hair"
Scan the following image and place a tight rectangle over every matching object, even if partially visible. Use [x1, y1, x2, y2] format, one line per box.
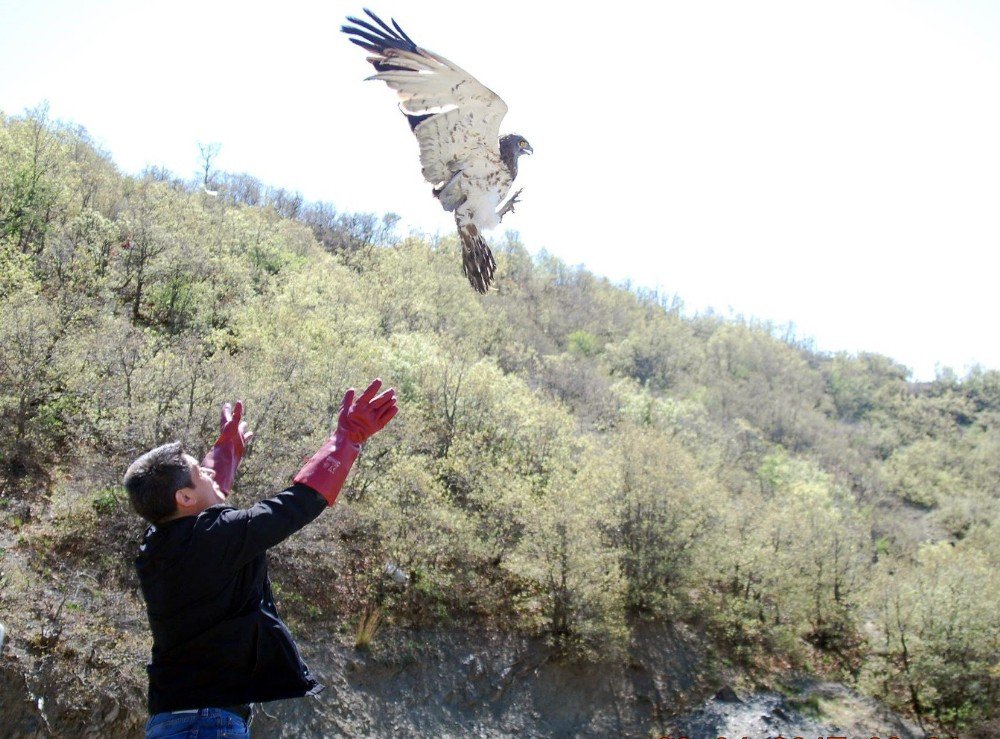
[124, 442, 193, 524]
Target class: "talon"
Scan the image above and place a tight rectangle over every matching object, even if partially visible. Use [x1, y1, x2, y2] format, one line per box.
[499, 188, 523, 221]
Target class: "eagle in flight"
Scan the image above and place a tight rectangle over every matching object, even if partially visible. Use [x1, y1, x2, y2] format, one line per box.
[342, 9, 533, 293]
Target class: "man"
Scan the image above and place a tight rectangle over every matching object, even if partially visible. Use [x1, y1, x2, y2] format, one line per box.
[125, 379, 397, 738]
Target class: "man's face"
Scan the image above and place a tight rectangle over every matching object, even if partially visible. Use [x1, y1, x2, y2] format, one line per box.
[179, 454, 227, 512]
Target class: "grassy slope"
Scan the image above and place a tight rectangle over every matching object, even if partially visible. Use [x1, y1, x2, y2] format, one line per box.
[0, 108, 997, 735]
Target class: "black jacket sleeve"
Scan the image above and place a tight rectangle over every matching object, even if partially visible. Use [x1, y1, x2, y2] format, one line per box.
[204, 483, 328, 570]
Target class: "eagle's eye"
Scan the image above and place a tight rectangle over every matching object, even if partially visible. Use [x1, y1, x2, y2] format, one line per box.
[518, 140, 526, 148]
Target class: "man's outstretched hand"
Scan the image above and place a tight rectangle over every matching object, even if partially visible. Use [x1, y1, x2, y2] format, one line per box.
[294, 378, 398, 507]
[337, 378, 398, 446]
[201, 400, 254, 496]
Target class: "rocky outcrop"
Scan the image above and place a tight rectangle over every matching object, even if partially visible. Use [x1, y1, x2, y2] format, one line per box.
[1, 622, 923, 738]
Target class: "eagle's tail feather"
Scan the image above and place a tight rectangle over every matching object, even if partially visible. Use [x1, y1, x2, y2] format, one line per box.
[458, 222, 496, 294]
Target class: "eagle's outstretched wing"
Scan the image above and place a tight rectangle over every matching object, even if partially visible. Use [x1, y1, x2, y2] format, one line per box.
[343, 10, 509, 196]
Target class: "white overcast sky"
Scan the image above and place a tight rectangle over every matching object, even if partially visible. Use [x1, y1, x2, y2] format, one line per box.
[2, 0, 999, 381]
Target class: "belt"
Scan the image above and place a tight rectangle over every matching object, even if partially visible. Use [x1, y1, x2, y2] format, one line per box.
[169, 704, 253, 724]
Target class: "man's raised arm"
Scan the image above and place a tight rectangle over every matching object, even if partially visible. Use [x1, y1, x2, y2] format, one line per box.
[294, 378, 398, 505]
[201, 400, 254, 497]
[213, 379, 398, 566]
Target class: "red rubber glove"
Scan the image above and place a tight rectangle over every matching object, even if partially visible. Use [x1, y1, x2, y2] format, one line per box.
[294, 379, 398, 506]
[201, 401, 254, 496]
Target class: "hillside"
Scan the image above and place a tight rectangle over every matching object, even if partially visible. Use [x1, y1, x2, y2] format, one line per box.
[0, 106, 997, 736]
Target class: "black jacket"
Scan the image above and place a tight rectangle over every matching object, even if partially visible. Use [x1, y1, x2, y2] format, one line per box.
[135, 483, 328, 713]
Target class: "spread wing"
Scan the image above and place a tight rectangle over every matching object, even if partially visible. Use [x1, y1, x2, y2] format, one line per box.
[342, 10, 509, 191]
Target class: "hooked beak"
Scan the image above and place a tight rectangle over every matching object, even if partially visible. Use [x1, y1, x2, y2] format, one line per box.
[523, 144, 533, 155]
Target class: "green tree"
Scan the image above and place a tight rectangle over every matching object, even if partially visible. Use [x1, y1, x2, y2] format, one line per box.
[505, 442, 627, 656]
[613, 426, 722, 614]
[709, 453, 869, 659]
[864, 540, 999, 731]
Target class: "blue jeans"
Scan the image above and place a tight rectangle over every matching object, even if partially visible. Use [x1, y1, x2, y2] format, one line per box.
[145, 707, 251, 738]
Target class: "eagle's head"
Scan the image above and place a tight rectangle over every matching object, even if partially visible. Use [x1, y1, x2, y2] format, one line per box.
[500, 134, 533, 159]
[499, 134, 532, 179]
